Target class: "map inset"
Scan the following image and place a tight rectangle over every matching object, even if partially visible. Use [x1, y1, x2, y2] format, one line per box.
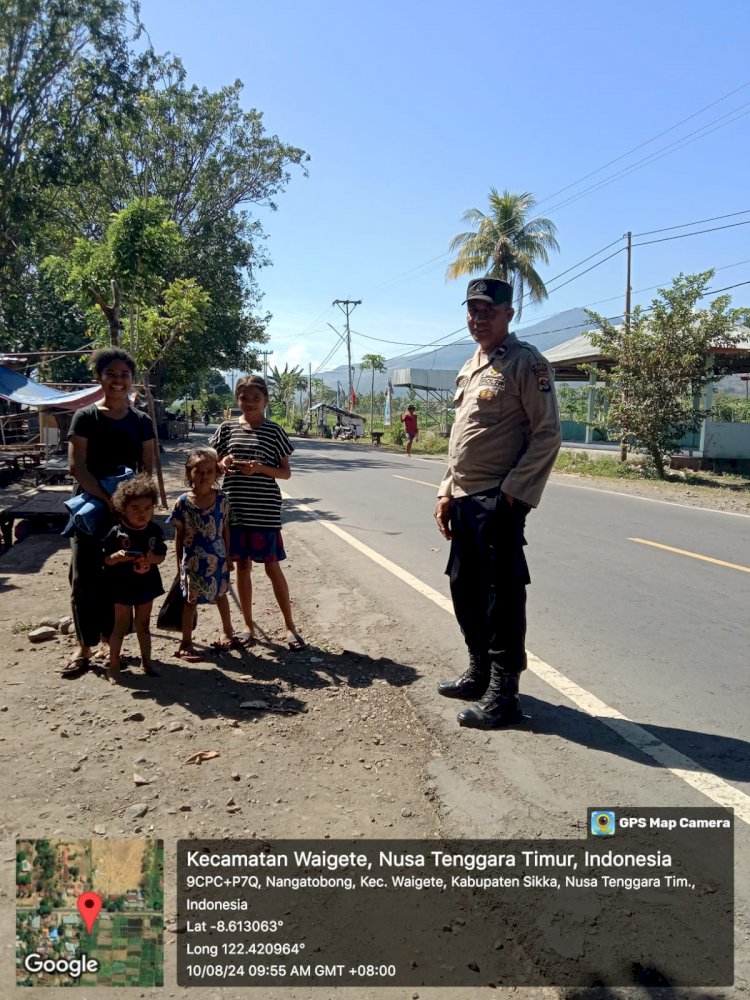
[16, 839, 163, 988]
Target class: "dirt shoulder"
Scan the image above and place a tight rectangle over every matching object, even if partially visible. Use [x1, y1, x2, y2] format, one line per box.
[550, 469, 750, 515]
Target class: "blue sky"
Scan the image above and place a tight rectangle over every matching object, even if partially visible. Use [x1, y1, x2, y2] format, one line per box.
[139, 0, 750, 375]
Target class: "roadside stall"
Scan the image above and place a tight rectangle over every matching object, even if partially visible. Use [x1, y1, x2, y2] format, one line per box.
[307, 402, 365, 439]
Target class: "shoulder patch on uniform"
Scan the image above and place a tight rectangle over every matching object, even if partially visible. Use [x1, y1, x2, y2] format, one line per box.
[531, 362, 549, 375]
[536, 372, 552, 392]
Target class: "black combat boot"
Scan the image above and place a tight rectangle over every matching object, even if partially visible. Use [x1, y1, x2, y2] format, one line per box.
[457, 666, 524, 728]
[437, 651, 489, 700]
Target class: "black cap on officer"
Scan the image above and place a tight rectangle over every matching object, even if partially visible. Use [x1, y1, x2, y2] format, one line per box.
[464, 278, 513, 306]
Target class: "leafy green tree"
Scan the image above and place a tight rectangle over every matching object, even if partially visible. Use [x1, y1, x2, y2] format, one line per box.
[586, 271, 748, 478]
[712, 392, 750, 424]
[62, 59, 307, 389]
[267, 364, 306, 421]
[447, 189, 559, 320]
[0, 0, 144, 334]
[45, 198, 211, 397]
[557, 385, 589, 422]
[310, 377, 336, 406]
[44, 196, 182, 346]
[359, 353, 387, 430]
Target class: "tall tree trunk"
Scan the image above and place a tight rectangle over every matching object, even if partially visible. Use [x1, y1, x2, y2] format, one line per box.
[91, 280, 122, 346]
[650, 446, 666, 479]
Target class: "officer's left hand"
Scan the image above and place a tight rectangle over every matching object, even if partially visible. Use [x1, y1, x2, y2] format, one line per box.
[434, 497, 452, 540]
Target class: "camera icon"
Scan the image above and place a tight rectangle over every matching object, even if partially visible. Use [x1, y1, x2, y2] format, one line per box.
[591, 810, 616, 836]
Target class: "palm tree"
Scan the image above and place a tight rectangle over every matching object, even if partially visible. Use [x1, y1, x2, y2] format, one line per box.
[447, 189, 559, 320]
[267, 363, 307, 421]
[359, 353, 387, 431]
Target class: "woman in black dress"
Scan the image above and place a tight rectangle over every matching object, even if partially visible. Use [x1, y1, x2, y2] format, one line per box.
[62, 348, 156, 678]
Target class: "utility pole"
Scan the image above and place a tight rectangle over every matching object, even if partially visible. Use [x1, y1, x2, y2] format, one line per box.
[620, 231, 632, 463]
[333, 299, 361, 410]
[258, 349, 273, 382]
[308, 363, 313, 414]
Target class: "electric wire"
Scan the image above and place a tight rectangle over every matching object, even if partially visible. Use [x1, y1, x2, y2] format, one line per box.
[632, 209, 750, 238]
[535, 80, 750, 209]
[309, 80, 750, 318]
[632, 218, 750, 247]
[543, 103, 750, 217]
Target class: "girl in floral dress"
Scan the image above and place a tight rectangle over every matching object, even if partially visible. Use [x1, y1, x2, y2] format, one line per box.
[168, 447, 244, 661]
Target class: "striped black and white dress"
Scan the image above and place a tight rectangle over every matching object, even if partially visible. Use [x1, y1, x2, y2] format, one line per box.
[209, 420, 294, 530]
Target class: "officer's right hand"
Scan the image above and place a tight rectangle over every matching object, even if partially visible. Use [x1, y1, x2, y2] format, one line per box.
[434, 497, 452, 540]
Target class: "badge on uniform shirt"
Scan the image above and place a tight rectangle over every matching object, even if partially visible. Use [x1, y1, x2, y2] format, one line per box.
[479, 372, 505, 392]
[532, 362, 551, 392]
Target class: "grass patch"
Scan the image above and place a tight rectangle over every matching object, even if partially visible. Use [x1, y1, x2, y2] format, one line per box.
[10, 620, 36, 635]
[555, 450, 750, 490]
[555, 452, 650, 479]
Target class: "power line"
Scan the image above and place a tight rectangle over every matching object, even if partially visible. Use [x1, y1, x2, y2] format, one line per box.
[545, 247, 626, 295]
[313, 80, 750, 315]
[632, 208, 750, 238]
[632, 217, 750, 248]
[539, 237, 623, 287]
[536, 79, 750, 209]
[544, 102, 750, 217]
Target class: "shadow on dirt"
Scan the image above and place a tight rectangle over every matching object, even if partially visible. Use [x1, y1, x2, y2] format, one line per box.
[106, 637, 420, 725]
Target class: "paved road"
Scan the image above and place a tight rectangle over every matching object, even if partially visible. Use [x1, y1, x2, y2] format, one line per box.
[286, 439, 749, 788]
[282, 438, 749, 991]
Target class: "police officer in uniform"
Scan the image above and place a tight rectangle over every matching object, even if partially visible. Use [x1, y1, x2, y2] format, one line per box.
[435, 278, 561, 728]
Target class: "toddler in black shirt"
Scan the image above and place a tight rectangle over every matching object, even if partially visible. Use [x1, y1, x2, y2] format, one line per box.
[103, 474, 166, 683]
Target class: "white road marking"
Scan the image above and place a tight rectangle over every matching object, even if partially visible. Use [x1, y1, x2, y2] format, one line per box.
[551, 479, 750, 518]
[283, 492, 750, 825]
[629, 537, 750, 573]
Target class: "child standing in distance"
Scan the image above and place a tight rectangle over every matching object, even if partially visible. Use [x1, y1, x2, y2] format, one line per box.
[103, 474, 166, 684]
[169, 447, 239, 661]
[210, 376, 306, 650]
[400, 404, 419, 456]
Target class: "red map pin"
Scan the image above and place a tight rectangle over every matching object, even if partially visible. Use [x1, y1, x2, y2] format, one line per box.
[77, 891, 103, 933]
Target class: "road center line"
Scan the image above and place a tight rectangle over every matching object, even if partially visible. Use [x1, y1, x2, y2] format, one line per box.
[629, 537, 750, 573]
[393, 474, 440, 489]
[283, 492, 750, 825]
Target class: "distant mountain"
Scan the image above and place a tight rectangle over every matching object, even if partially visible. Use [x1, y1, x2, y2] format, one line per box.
[319, 308, 620, 395]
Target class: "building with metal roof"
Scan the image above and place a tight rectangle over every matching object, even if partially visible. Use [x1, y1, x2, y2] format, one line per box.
[546, 327, 750, 460]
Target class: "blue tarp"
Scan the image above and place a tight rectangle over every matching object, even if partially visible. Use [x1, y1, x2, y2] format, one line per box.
[0, 365, 103, 409]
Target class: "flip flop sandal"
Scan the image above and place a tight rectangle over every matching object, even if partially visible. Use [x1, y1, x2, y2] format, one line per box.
[231, 633, 255, 649]
[174, 648, 203, 663]
[210, 638, 233, 651]
[286, 634, 307, 652]
[60, 656, 91, 678]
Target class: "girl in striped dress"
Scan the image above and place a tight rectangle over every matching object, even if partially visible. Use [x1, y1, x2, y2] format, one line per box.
[210, 376, 306, 650]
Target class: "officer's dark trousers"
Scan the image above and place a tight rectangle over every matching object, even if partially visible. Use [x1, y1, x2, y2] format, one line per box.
[446, 489, 529, 672]
[69, 530, 113, 648]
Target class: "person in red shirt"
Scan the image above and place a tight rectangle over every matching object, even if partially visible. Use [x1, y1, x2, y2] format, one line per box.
[400, 405, 419, 456]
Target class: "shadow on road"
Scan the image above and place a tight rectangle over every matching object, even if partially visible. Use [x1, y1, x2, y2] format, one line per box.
[291, 438, 418, 474]
[282, 497, 342, 524]
[524, 696, 750, 783]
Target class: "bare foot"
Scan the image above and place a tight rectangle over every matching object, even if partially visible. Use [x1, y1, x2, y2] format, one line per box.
[106, 666, 120, 685]
[141, 660, 159, 677]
